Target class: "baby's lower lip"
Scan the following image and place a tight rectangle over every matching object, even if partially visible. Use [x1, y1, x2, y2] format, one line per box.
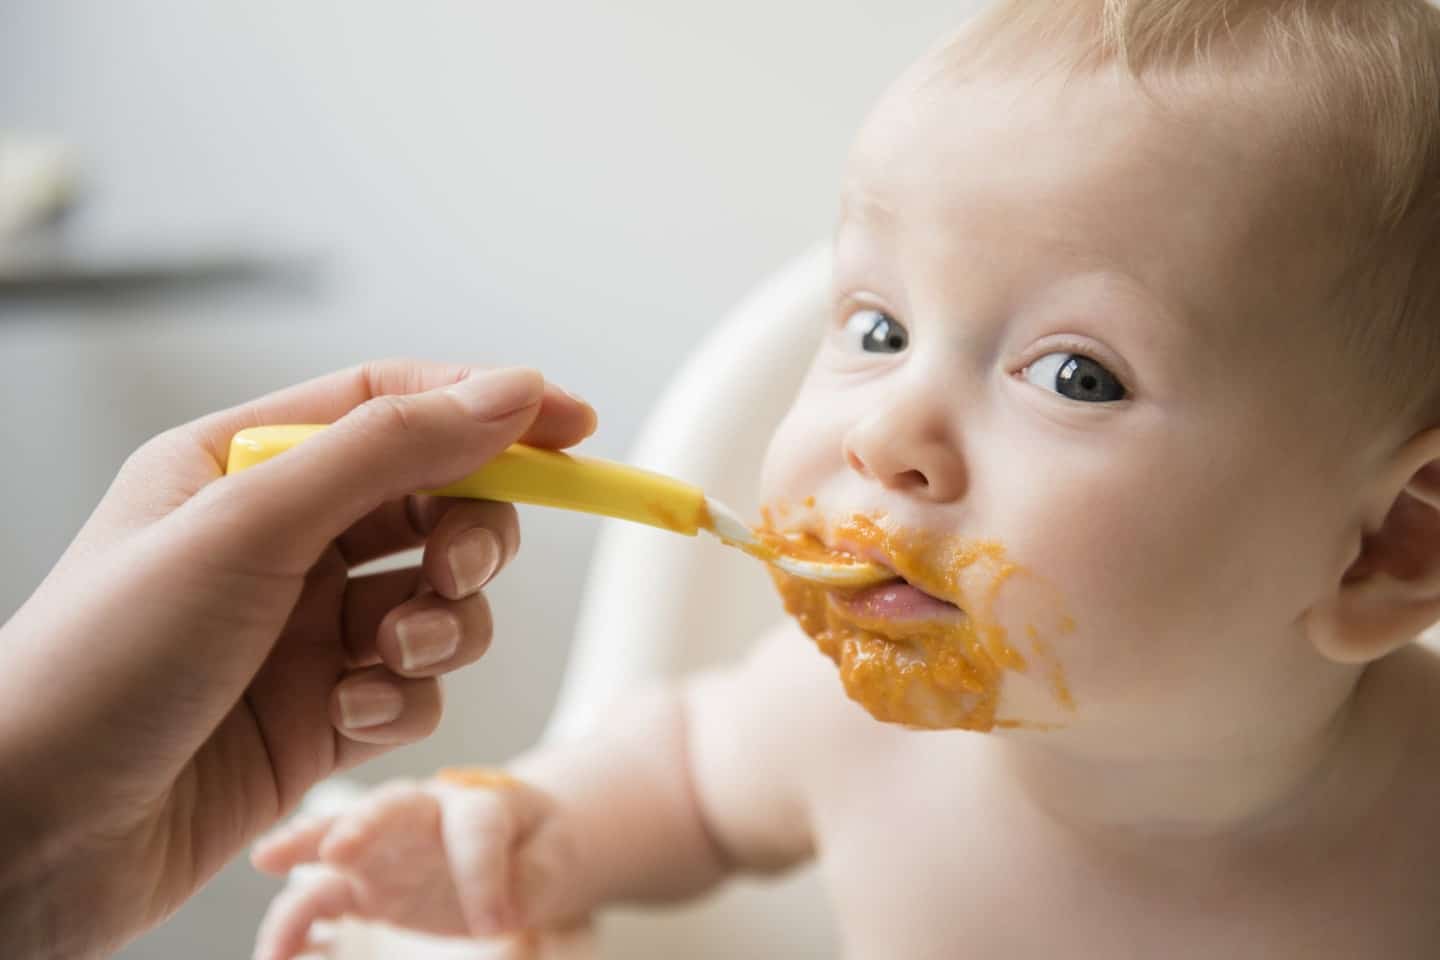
[838, 579, 965, 623]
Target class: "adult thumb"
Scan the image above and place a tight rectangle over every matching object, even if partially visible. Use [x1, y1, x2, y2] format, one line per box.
[194, 366, 546, 573]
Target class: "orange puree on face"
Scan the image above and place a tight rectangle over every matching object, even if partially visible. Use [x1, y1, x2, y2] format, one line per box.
[435, 767, 521, 790]
[763, 514, 1070, 732]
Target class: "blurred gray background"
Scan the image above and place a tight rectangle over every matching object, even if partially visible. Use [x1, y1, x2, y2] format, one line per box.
[0, 2, 971, 956]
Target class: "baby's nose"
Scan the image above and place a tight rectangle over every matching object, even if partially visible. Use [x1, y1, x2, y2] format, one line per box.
[842, 416, 967, 503]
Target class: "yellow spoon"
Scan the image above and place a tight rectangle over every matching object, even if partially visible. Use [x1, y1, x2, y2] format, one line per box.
[225, 425, 893, 588]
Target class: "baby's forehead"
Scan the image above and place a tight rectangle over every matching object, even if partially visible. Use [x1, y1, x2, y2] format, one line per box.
[840, 61, 1355, 327]
[850, 58, 1266, 189]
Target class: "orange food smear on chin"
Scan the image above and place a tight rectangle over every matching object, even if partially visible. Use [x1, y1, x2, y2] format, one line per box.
[763, 514, 1057, 732]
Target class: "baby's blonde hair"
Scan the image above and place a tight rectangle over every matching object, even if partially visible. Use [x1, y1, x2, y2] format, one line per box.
[955, 0, 1440, 428]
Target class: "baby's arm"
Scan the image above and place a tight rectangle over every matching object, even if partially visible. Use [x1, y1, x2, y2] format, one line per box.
[516, 622, 820, 902]
[252, 624, 816, 956]
[683, 623, 826, 872]
[524, 621, 823, 898]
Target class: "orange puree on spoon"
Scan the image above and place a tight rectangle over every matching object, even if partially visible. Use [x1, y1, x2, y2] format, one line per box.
[763, 515, 1067, 731]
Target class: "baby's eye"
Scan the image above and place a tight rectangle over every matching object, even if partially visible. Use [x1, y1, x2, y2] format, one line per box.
[1023, 353, 1127, 403]
[845, 309, 908, 354]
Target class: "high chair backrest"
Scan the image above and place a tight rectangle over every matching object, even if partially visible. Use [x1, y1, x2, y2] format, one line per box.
[544, 246, 840, 958]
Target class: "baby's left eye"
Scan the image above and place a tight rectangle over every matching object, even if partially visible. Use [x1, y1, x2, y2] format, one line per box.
[1023, 353, 1127, 403]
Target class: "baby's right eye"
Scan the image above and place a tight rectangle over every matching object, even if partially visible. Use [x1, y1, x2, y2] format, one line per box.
[845, 309, 909, 354]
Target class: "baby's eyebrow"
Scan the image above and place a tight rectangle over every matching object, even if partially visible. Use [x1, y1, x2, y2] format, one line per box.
[1030, 268, 1199, 379]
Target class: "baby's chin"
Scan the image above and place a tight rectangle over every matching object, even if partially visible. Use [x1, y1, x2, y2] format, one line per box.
[832, 632, 996, 730]
[829, 629, 1073, 733]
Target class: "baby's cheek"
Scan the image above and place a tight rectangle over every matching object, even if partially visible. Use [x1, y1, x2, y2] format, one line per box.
[965, 569, 1078, 726]
[759, 405, 842, 505]
[994, 492, 1260, 711]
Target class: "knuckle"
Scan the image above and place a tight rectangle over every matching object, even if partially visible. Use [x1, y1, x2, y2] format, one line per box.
[355, 358, 394, 391]
[320, 826, 385, 871]
[358, 356, 414, 394]
[119, 425, 183, 478]
[318, 817, 365, 858]
[351, 393, 421, 438]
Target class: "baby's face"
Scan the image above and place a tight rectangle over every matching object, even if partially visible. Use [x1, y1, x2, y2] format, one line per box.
[761, 61, 1379, 746]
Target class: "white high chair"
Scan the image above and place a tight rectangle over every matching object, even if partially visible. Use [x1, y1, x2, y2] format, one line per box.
[305, 247, 838, 959]
[544, 244, 836, 959]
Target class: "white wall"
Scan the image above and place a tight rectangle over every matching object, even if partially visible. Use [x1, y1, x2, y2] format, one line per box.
[0, 2, 977, 956]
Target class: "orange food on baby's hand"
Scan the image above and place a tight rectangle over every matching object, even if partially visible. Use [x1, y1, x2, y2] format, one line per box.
[435, 767, 521, 790]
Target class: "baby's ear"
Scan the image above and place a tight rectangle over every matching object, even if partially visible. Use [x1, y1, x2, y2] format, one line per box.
[1311, 428, 1440, 664]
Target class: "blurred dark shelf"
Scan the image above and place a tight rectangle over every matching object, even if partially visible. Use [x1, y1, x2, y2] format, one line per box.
[0, 249, 321, 302]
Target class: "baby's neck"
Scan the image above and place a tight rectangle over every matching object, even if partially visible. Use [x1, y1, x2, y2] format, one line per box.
[991, 651, 1421, 842]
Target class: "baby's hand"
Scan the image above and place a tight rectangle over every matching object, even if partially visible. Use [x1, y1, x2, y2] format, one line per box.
[251, 771, 562, 960]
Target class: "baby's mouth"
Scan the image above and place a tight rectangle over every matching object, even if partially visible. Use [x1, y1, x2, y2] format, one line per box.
[837, 576, 967, 623]
[767, 516, 1029, 731]
[823, 542, 966, 624]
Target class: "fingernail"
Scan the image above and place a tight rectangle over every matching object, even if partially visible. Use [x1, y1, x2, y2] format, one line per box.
[397, 609, 461, 671]
[449, 527, 502, 596]
[338, 682, 404, 729]
[445, 368, 544, 421]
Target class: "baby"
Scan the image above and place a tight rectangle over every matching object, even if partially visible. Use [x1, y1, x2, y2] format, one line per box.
[254, 1, 1440, 956]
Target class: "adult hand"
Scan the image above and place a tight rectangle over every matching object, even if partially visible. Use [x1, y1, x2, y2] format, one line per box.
[0, 360, 595, 958]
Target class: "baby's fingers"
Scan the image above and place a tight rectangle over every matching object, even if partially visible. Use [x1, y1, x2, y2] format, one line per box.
[316, 778, 431, 869]
[251, 815, 337, 876]
[436, 775, 585, 934]
[436, 784, 533, 937]
[319, 781, 472, 937]
[253, 866, 357, 960]
[442, 788, 517, 936]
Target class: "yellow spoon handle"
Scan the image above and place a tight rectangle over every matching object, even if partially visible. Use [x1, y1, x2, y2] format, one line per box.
[225, 424, 710, 536]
